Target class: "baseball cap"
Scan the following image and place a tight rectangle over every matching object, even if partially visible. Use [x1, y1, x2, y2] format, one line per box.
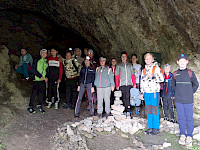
[177, 54, 188, 60]
[40, 49, 47, 55]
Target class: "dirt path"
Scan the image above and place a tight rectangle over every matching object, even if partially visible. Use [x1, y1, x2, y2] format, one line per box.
[1, 100, 200, 150]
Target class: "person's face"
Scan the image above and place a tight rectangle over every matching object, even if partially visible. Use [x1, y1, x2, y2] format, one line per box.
[84, 59, 90, 67]
[66, 52, 72, 60]
[164, 67, 170, 74]
[88, 52, 93, 58]
[51, 49, 58, 57]
[131, 56, 138, 64]
[41, 52, 47, 59]
[100, 59, 106, 66]
[145, 55, 154, 65]
[21, 49, 27, 56]
[111, 59, 117, 66]
[84, 49, 88, 55]
[75, 50, 81, 56]
[177, 59, 188, 69]
[121, 54, 127, 62]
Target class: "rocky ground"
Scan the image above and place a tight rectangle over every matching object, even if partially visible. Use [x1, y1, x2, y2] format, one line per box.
[0, 98, 200, 150]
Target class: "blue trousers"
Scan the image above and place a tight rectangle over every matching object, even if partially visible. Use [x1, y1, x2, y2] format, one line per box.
[176, 102, 194, 137]
[144, 92, 159, 129]
[16, 63, 29, 78]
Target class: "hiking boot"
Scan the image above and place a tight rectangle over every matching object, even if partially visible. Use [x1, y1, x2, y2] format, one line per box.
[136, 110, 140, 116]
[75, 114, 79, 120]
[90, 113, 94, 117]
[62, 104, 70, 109]
[37, 105, 45, 114]
[126, 112, 131, 119]
[106, 113, 110, 118]
[164, 117, 169, 121]
[185, 136, 192, 147]
[152, 129, 160, 135]
[145, 128, 153, 135]
[54, 102, 59, 109]
[27, 107, 36, 113]
[170, 118, 177, 123]
[46, 102, 52, 109]
[98, 113, 102, 119]
[94, 104, 98, 111]
[179, 135, 186, 145]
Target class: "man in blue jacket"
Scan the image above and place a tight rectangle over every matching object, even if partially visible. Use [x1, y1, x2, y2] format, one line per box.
[15, 48, 33, 81]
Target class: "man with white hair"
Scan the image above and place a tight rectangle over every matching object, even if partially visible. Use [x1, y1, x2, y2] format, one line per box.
[73, 48, 84, 65]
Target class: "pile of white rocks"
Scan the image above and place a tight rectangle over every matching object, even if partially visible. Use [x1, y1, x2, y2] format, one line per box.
[52, 91, 200, 150]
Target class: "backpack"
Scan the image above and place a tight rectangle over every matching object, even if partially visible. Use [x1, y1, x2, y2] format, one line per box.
[130, 88, 141, 106]
[142, 66, 164, 77]
[173, 69, 193, 80]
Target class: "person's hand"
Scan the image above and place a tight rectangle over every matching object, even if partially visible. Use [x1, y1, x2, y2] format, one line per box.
[147, 73, 153, 79]
[57, 79, 61, 84]
[45, 78, 48, 83]
[111, 86, 115, 91]
[172, 97, 175, 99]
[77, 86, 80, 91]
[140, 94, 144, 100]
[58, 57, 63, 62]
[40, 77, 44, 81]
[133, 85, 136, 88]
[15, 65, 19, 69]
[116, 87, 119, 90]
[91, 87, 94, 93]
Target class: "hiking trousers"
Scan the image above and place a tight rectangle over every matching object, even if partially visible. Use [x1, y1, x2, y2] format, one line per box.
[65, 78, 78, 107]
[16, 63, 29, 78]
[97, 87, 111, 114]
[75, 83, 94, 115]
[47, 79, 60, 103]
[176, 102, 194, 137]
[162, 94, 175, 119]
[29, 81, 45, 107]
[144, 92, 159, 129]
[120, 85, 132, 112]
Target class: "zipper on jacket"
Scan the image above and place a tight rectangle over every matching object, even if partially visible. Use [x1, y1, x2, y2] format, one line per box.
[99, 68, 102, 88]
[84, 67, 88, 84]
[41, 59, 45, 76]
[125, 63, 127, 86]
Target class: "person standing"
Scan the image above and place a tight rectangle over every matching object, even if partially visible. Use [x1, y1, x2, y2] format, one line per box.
[27, 49, 48, 113]
[95, 57, 115, 118]
[172, 54, 199, 147]
[73, 48, 84, 65]
[15, 48, 33, 81]
[131, 54, 142, 89]
[63, 51, 81, 109]
[46, 48, 63, 109]
[115, 51, 136, 118]
[140, 53, 164, 135]
[75, 56, 96, 119]
[110, 58, 117, 104]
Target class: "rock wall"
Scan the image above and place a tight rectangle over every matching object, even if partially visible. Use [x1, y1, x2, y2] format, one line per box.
[1, 0, 200, 112]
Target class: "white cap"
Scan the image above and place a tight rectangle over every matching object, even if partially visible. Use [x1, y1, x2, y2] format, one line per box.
[40, 49, 47, 55]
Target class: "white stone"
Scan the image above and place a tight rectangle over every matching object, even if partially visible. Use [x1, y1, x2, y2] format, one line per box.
[114, 115, 126, 121]
[104, 127, 112, 132]
[163, 142, 171, 148]
[121, 133, 129, 138]
[114, 99, 123, 105]
[96, 127, 104, 132]
[84, 118, 93, 126]
[67, 125, 74, 136]
[129, 126, 139, 135]
[111, 110, 123, 115]
[111, 105, 125, 112]
[193, 133, 200, 141]
[114, 91, 122, 97]
[115, 121, 123, 129]
[115, 97, 121, 101]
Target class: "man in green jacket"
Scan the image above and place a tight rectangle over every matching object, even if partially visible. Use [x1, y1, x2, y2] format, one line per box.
[27, 49, 48, 113]
[15, 48, 33, 81]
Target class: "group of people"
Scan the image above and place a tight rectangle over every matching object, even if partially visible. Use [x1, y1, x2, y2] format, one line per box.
[15, 47, 199, 147]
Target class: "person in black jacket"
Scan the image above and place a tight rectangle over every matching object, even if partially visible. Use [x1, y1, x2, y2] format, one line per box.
[74, 56, 96, 119]
[172, 54, 199, 147]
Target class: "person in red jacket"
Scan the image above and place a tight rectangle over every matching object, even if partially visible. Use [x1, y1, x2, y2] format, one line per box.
[46, 48, 63, 109]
